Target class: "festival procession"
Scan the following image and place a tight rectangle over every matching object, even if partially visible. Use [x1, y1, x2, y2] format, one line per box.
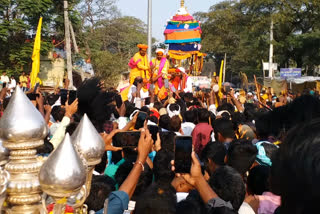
[0, 0, 320, 213]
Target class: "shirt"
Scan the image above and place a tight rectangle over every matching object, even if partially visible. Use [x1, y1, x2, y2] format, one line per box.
[192, 123, 213, 155]
[181, 122, 196, 136]
[0, 75, 9, 83]
[19, 75, 28, 87]
[50, 116, 71, 149]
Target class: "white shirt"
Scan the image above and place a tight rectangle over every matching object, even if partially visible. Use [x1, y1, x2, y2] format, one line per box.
[0, 75, 9, 83]
[127, 85, 149, 103]
[183, 77, 193, 93]
[9, 79, 16, 89]
[238, 202, 255, 214]
[181, 122, 196, 136]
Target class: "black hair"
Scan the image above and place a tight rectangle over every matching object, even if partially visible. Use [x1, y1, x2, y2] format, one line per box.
[46, 94, 60, 106]
[176, 200, 202, 214]
[184, 110, 197, 124]
[247, 165, 270, 195]
[169, 115, 181, 132]
[226, 140, 258, 176]
[51, 106, 65, 122]
[260, 142, 278, 159]
[209, 166, 245, 211]
[94, 152, 108, 174]
[159, 131, 175, 154]
[153, 101, 163, 111]
[271, 119, 320, 214]
[213, 119, 235, 140]
[217, 103, 235, 115]
[201, 141, 226, 175]
[148, 115, 158, 124]
[169, 103, 180, 112]
[85, 181, 115, 212]
[153, 150, 174, 186]
[197, 108, 210, 123]
[36, 136, 54, 155]
[134, 183, 176, 214]
[141, 106, 150, 115]
[66, 122, 78, 136]
[115, 160, 152, 200]
[159, 114, 171, 130]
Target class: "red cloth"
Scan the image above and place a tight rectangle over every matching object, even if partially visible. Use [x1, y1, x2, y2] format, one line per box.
[192, 123, 213, 156]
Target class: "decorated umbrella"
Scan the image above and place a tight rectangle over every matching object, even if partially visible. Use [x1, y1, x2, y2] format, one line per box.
[164, 0, 205, 75]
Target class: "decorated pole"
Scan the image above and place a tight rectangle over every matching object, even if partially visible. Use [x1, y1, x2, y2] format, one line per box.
[64, 0, 74, 88]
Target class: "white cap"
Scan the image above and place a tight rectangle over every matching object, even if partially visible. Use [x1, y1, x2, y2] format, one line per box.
[156, 48, 165, 54]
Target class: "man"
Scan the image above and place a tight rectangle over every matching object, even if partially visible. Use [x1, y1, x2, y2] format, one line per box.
[128, 44, 150, 84]
[9, 76, 16, 92]
[150, 49, 169, 96]
[171, 67, 192, 93]
[19, 72, 28, 92]
[0, 72, 9, 84]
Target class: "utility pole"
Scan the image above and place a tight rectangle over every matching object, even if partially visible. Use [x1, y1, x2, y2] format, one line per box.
[147, 0, 152, 61]
[268, 19, 274, 78]
[69, 22, 79, 54]
[223, 53, 227, 83]
[64, 0, 73, 88]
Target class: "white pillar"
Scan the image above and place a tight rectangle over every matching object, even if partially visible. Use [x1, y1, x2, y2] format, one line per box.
[268, 19, 274, 78]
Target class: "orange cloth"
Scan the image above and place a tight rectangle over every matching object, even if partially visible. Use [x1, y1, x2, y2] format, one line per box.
[137, 44, 148, 49]
[165, 30, 201, 41]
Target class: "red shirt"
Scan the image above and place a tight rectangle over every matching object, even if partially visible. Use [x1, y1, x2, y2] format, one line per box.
[192, 123, 213, 156]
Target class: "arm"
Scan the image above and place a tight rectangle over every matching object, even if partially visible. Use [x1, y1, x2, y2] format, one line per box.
[44, 105, 52, 124]
[50, 99, 78, 148]
[229, 89, 244, 112]
[119, 128, 153, 198]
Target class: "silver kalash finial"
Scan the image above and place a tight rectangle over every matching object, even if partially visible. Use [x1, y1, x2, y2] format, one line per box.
[0, 86, 48, 142]
[71, 114, 105, 212]
[71, 114, 105, 166]
[39, 133, 86, 198]
[0, 86, 49, 213]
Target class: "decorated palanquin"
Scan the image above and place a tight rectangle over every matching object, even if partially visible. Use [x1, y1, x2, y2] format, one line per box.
[164, 0, 205, 76]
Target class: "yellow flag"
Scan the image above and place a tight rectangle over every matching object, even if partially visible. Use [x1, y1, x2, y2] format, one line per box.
[218, 60, 224, 98]
[30, 17, 43, 88]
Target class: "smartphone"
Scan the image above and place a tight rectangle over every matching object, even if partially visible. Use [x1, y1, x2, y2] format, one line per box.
[27, 93, 39, 101]
[134, 111, 148, 130]
[164, 79, 169, 89]
[174, 136, 193, 173]
[2, 83, 6, 88]
[148, 125, 159, 143]
[60, 89, 68, 106]
[225, 86, 231, 94]
[34, 82, 39, 93]
[112, 131, 141, 148]
[68, 90, 77, 105]
[115, 94, 123, 108]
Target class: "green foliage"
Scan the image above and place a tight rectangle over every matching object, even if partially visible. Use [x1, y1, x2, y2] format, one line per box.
[198, 0, 320, 79]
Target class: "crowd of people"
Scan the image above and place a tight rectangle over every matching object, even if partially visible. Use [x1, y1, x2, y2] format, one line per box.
[1, 65, 319, 214]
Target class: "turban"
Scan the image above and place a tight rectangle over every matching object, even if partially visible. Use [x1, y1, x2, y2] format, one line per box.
[156, 48, 165, 54]
[177, 67, 186, 74]
[137, 44, 148, 49]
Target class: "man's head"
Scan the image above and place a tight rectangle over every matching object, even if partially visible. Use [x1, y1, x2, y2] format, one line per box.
[85, 181, 115, 212]
[226, 140, 258, 177]
[22, 72, 25, 76]
[201, 141, 226, 175]
[51, 106, 65, 122]
[209, 166, 246, 211]
[156, 49, 165, 60]
[159, 114, 171, 130]
[169, 115, 181, 132]
[213, 119, 235, 142]
[2, 72, 6, 76]
[271, 119, 320, 214]
[197, 108, 210, 123]
[137, 44, 148, 56]
[133, 76, 143, 87]
[184, 110, 197, 124]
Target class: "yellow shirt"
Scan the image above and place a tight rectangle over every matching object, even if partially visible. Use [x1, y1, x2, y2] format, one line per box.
[129, 52, 150, 84]
[151, 58, 169, 79]
[19, 75, 28, 87]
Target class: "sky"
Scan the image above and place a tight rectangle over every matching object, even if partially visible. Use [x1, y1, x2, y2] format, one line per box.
[116, 0, 222, 42]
